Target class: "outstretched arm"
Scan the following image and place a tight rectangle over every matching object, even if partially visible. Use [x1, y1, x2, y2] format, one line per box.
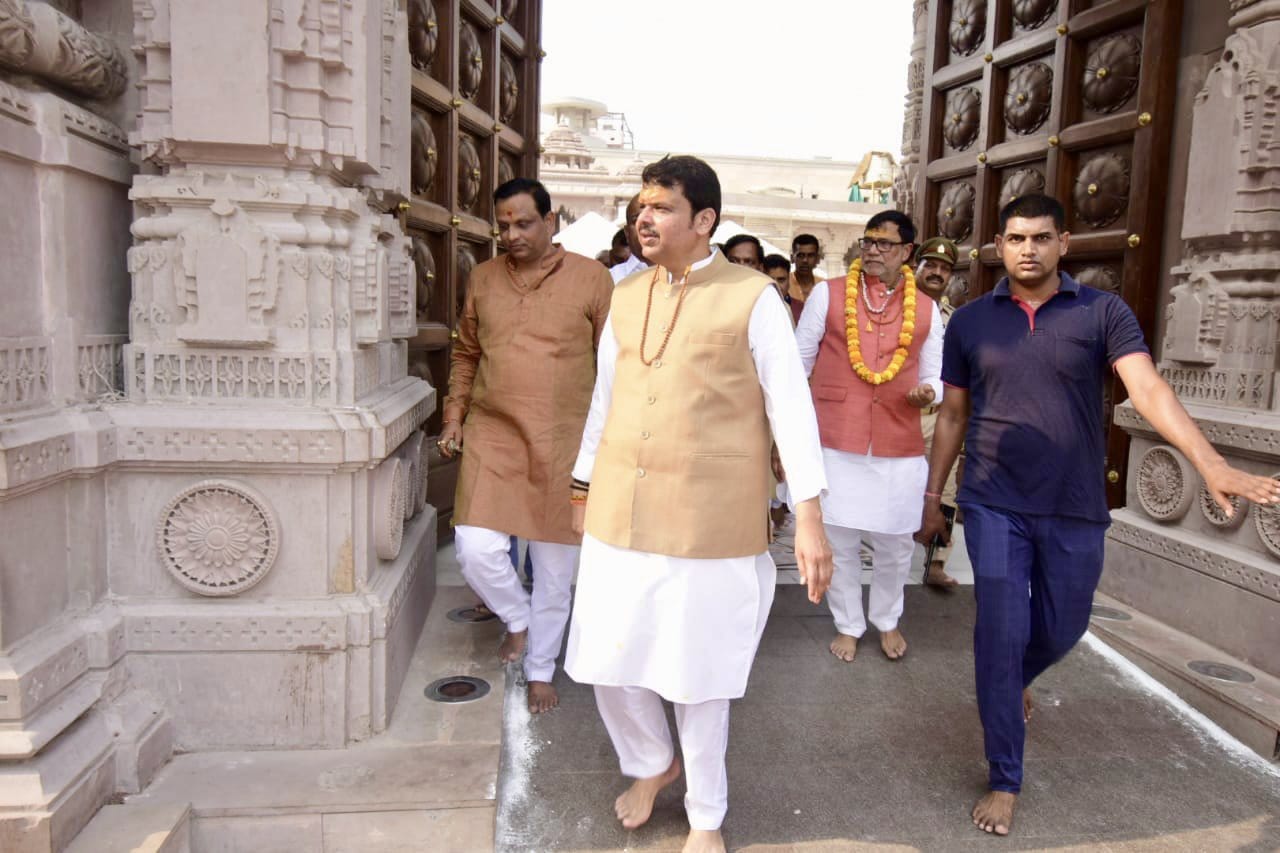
[1116, 354, 1280, 514]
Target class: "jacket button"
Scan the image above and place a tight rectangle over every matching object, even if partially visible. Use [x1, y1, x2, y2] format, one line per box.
[647, 395, 656, 405]
[653, 359, 662, 368]
[637, 468, 646, 478]
[641, 431, 650, 439]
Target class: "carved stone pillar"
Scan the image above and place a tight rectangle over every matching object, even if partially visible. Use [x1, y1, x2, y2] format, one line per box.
[0, 0, 127, 99]
[895, 0, 928, 220]
[1104, 0, 1280, 707]
[114, 0, 432, 760]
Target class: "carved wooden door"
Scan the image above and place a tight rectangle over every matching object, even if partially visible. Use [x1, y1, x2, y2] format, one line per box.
[404, 0, 542, 536]
[916, 0, 1180, 506]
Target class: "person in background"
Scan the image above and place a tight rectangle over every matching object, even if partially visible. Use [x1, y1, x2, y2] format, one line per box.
[610, 193, 651, 283]
[763, 254, 792, 305]
[787, 233, 823, 324]
[723, 233, 765, 272]
[608, 228, 632, 268]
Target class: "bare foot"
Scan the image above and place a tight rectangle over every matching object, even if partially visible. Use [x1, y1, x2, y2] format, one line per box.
[972, 790, 1017, 835]
[924, 561, 959, 589]
[498, 629, 527, 664]
[528, 681, 558, 714]
[880, 628, 907, 660]
[614, 757, 681, 829]
[829, 633, 858, 662]
[682, 828, 727, 853]
[1023, 688, 1033, 723]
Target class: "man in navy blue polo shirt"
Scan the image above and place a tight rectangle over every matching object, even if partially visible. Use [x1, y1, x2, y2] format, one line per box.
[917, 194, 1279, 837]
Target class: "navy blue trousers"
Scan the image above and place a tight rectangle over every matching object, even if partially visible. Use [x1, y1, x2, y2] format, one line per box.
[960, 503, 1107, 793]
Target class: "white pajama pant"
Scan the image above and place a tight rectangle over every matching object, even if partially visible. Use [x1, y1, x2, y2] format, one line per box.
[594, 685, 731, 831]
[454, 525, 578, 683]
[825, 524, 916, 637]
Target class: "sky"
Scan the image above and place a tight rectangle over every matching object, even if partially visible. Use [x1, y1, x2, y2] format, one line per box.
[539, 1, 914, 163]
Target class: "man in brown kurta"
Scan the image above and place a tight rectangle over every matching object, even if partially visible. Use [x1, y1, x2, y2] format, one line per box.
[439, 177, 612, 713]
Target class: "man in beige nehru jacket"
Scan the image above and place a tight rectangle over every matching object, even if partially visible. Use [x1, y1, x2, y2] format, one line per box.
[565, 155, 833, 853]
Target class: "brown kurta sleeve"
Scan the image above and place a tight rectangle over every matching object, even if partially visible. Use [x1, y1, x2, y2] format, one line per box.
[443, 270, 481, 423]
[588, 263, 614, 349]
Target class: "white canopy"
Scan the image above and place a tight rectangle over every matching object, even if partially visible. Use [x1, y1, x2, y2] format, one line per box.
[553, 211, 618, 259]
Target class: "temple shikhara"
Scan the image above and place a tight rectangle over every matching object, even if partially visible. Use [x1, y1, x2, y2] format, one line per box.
[0, 0, 1276, 850]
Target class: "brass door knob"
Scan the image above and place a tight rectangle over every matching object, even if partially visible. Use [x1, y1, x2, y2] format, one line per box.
[450, 329, 460, 341]
[1107, 469, 1120, 484]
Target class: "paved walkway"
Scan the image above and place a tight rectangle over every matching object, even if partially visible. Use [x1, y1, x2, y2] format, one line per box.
[481, 567, 1280, 851]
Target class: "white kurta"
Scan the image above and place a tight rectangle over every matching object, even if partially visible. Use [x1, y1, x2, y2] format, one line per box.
[794, 283, 944, 535]
[566, 251, 828, 704]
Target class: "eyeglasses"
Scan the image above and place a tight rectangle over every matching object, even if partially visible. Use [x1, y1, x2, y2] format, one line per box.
[858, 237, 907, 253]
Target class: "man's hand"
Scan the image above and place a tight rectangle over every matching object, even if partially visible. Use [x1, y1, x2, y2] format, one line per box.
[437, 420, 463, 459]
[915, 497, 951, 547]
[571, 501, 586, 535]
[771, 444, 786, 483]
[793, 498, 833, 604]
[905, 384, 936, 409]
[1203, 459, 1280, 517]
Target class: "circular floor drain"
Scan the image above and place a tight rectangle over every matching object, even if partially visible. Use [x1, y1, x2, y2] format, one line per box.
[1090, 605, 1132, 621]
[425, 676, 491, 703]
[1187, 660, 1255, 684]
[446, 606, 499, 623]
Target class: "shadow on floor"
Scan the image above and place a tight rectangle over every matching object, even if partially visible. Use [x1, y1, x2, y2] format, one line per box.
[495, 586, 1280, 852]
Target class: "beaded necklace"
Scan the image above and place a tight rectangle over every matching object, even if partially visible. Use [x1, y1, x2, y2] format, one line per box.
[639, 264, 692, 366]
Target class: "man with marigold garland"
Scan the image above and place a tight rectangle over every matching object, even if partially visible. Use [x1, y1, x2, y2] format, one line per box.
[794, 210, 943, 662]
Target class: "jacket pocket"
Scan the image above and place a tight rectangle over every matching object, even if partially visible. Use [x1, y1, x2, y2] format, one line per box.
[813, 384, 848, 402]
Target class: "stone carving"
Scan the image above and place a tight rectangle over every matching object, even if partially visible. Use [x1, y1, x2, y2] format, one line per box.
[1135, 445, 1197, 522]
[0, 338, 50, 412]
[1083, 34, 1143, 114]
[408, 0, 438, 71]
[499, 54, 519, 123]
[1109, 516, 1280, 602]
[411, 111, 437, 196]
[1073, 152, 1131, 228]
[1201, 485, 1247, 530]
[896, 0, 929, 220]
[174, 187, 280, 347]
[413, 237, 435, 323]
[133, 350, 338, 405]
[1004, 62, 1054, 135]
[399, 431, 425, 520]
[157, 480, 281, 596]
[458, 135, 482, 212]
[942, 87, 981, 151]
[949, 0, 986, 57]
[414, 429, 430, 515]
[459, 19, 483, 101]
[1013, 0, 1056, 30]
[1074, 265, 1122, 294]
[999, 167, 1045, 210]
[937, 182, 976, 243]
[498, 154, 517, 187]
[0, 0, 127, 100]
[1254, 475, 1280, 560]
[77, 335, 126, 399]
[374, 456, 406, 560]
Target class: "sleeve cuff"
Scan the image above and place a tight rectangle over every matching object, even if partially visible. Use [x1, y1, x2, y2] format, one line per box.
[1110, 351, 1151, 370]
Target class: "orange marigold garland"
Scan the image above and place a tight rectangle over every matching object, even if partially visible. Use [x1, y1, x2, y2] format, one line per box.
[844, 259, 917, 385]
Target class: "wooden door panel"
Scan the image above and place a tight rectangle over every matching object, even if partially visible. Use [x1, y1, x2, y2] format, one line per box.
[404, 0, 541, 538]
[917, 0, 1180, 506]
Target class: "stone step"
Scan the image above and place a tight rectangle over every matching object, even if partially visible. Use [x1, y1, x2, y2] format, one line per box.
[64, 802, 191, 853]
[1089, 590, 1280, 761]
